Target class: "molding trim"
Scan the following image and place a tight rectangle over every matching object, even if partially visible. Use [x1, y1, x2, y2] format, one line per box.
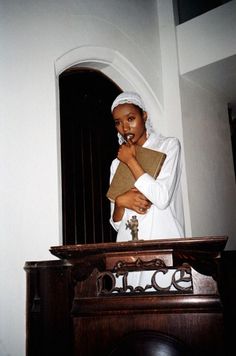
[54, 45, 163, 128]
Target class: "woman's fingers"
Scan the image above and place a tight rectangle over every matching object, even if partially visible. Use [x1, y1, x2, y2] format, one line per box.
[118, 188, 151, 214]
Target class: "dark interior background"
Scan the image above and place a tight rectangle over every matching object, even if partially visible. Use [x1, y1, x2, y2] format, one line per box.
[176, 0, 231, 24]
[59, 68, 121, 245]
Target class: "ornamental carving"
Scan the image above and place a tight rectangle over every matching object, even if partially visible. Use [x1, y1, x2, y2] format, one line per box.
[97, 260, 192, 295]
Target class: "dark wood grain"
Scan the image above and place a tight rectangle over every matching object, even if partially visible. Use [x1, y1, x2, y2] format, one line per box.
[25, 236, 230, 356]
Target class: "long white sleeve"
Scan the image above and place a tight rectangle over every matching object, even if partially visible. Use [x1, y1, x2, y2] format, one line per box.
[134, 138, 181, 209]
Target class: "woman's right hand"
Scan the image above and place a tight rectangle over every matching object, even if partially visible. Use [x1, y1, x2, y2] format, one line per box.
[116, 188, 151, 215]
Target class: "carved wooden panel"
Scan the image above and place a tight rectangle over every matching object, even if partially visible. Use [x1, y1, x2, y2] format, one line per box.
[25, 236, 229, 356]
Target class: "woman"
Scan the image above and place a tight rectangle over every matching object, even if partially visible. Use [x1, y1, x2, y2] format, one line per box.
[109, 91, 185, 242]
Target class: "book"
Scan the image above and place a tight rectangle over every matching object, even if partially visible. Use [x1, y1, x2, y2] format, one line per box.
[106, 145, 167, 202]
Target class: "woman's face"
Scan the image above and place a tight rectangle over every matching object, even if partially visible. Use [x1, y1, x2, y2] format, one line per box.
[112, 103, 147, 146]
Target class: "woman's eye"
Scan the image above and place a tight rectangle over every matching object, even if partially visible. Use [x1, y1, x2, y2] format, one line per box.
[114, 120, 120, 126]
[128, 116, 135, 122]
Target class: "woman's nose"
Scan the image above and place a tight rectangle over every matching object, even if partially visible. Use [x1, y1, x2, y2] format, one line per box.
[123, 122, 130, 132]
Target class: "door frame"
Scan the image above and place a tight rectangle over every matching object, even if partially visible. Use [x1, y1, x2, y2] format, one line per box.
[54, 45, 164, 244]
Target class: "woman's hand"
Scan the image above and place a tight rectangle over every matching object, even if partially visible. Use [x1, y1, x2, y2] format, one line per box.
[117, 141, 136, 165]
[117, 141, 145, 181]
[113, 188, 152, 222]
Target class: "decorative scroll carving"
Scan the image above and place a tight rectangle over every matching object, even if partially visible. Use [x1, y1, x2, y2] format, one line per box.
[97, 260, 193, 295]
[173, 251, 219, 280]
[114, 258, 167, 272]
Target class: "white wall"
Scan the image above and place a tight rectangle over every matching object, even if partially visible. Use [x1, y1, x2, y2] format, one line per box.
[176, 0, 236, 250]
[0, 1, 164, 355]
[180, 77, 236, 249]
[177, 0, 236, 74]
[157, 0, 192, 236]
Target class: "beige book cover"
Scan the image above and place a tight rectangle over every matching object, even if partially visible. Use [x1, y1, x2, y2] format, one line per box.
[106, 145, 166, 202]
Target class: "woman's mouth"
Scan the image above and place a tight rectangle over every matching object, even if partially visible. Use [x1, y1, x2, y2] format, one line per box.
[124, 133, 134, 142]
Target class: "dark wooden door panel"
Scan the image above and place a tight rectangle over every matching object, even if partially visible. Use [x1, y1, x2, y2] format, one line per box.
[59, 68, 121, 244]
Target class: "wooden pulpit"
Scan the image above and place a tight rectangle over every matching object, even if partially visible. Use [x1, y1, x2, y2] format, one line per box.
[25, 236, 228, 356]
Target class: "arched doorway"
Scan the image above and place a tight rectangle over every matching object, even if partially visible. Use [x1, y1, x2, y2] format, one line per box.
[59, 67, 121, 244]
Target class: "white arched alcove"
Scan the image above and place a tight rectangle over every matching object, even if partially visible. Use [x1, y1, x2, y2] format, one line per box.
[54, 45, 166, 242]
[54, 45, 164, 132]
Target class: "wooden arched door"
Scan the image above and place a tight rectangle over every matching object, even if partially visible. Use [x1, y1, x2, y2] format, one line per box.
[59, 68, 121, 244]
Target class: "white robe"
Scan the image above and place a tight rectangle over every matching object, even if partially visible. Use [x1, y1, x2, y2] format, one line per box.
[109, 132, 185, 242]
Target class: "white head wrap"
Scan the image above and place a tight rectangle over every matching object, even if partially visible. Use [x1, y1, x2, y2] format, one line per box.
[111, 91, 154, 144]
